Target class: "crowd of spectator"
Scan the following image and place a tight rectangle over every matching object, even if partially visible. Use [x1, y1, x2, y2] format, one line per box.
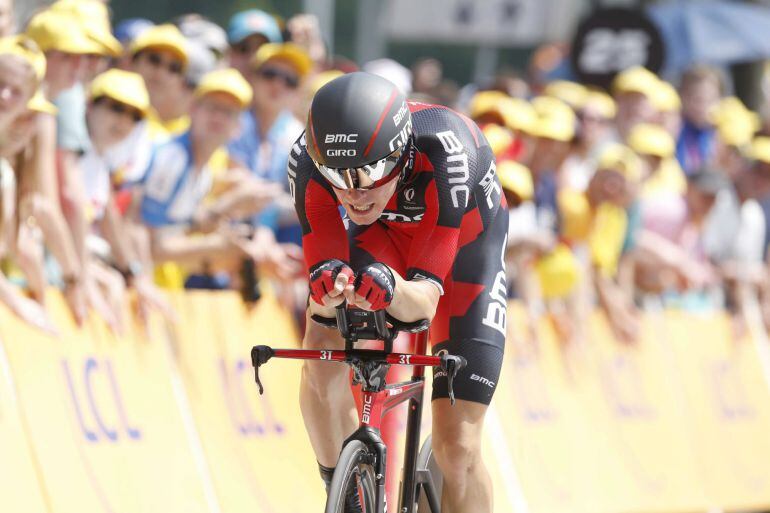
[1, 0, 770, 347]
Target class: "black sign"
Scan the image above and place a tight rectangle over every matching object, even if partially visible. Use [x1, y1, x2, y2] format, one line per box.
[570, 8, 665, 89]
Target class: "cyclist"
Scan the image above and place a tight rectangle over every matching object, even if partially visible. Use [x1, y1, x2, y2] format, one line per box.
[289, 72, 507, 512]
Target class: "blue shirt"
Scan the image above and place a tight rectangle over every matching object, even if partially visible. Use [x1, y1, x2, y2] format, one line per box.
[227, 109, 303, 187]
[141, 132, 221, 228]
[676, 120, 717, 177]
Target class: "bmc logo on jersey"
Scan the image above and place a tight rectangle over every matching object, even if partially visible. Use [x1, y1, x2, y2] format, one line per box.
[325, 133, 358, 143]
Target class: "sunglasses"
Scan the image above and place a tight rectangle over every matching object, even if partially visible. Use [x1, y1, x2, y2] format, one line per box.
[312, 142, 410, 190]
[232, 38, 265, 56]
[95, 97, 143, 122]
[145, 52, 184, 75]
[257, 67, 299, 89]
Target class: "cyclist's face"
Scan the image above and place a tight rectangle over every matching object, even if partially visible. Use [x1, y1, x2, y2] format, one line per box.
[333, 175, 399, 226]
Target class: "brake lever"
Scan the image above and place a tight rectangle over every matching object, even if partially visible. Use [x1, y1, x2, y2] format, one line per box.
[250, 346, 275, 395]
[440, 355, 467, 406]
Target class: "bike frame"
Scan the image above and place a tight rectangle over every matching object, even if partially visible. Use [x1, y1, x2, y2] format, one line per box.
[262, 329, 442, 513]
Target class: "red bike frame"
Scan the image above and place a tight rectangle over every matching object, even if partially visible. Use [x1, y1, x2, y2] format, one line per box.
[271, 331, 435, 431]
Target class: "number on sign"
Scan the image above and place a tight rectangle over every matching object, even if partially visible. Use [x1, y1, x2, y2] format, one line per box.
[578, 28, 651, 74]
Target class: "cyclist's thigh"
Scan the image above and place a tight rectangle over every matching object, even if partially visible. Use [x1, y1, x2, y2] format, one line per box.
[430, 204, 508, 406]
[347, 219, 407, 275]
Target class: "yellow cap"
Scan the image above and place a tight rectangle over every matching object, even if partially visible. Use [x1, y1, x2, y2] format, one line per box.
[481, 124, 513, 156]
[90, 69, 150, 116]
[627, 123, 674, 158]
[544, 80, 588, 109]
[130, 24, 188, 67]
[582, 90, 616, 119]
[309, 70, 343, 96]
[597, 143, 643, 183]
[500, 97, 536, 133]
[27, 89, 57, 114]
[252, 42, 313, 77]
[612, 66, 660, 100]
[195, 68, 253, 108]
[558, 189, 592, 241]
[0, 35, 46, 83]
[497, 160, 533, 201]
[750, 136, 770, 165]
[26, 9, 104, 54]
[712, 97, 759, 148]
[50, 0, 122, 57]
[469, 90, 509, 120]
[529, 96, 575, 142]
[650, 80, 681, 112]
[535, 243, 580, 299]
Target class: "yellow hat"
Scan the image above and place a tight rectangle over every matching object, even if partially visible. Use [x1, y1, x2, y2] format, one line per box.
[544, 80, 588, 109]
[712, 97, 759, 148]
[469, 90, 509, 120]
[612, 66, 660, 100]
[27, 89, 57, 114]
[529, 96, 576, 142]
[252, 42, 313, 77]
[309, 70, 343, 96]
[195, 68, 253, 108]
[582, 90, 616, 119]
[750, 136, 770, 165]
[130, 24, 188, 67]
[650, 80, 681, 112]
[482, 124, 513, 156]
[497, 160, 533, 201]
[597, 143, 643, 183]
[535, 243, 580, 299]
[627, 123, 674, 158]
[50, 0, 122, 57]
[26, 9, 104, 54]
[0, 35, 46, 83]
[90, 69, 150, 116]
[500, 97, 536, 133]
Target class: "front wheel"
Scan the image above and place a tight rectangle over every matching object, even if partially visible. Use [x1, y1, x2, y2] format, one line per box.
[415, 436, 443, 512]
[325, 440, 379, 513]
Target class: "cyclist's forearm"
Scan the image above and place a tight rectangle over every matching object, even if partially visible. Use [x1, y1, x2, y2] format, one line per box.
[387, 274, 440, 323]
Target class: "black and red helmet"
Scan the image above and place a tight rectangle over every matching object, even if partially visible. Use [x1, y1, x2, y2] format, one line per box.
[306, 72, 412, 189]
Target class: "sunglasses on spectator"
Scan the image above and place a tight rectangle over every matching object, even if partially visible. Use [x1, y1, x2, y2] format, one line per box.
[94, 97, 143, 122]
[145, 52, 184, 75]
[257, 67, 299, 89]
[232, 38, 265, 56]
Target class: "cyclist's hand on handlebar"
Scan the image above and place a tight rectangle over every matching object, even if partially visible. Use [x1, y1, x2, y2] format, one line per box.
[309, 259, 354, 310]
[346, 262, 396, 311]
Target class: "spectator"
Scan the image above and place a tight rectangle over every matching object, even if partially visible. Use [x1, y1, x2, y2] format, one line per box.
[226, 9, 282, 79]
[559, 90, 616, 192]
[139, 68, 298, 287]
[175, 14, 228, 67]
[627, 123, 687, 198]
[653, 79, 682, 138]
[129, 24, 190, 139]
[412, 57, 442, 96]
[0, 0, 13, 37]
[228, 42, 310, 186]
[676, 66, 723, 176]
[112, 18, 153, 70]
[612, 66, 660, 140]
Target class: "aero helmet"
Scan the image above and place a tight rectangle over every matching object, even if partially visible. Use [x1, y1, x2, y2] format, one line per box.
[306, 72, 412, 189]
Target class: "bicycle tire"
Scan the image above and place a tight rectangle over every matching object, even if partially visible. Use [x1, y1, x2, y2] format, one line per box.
[415, 436, 443, 512]
[325, 440, 379, 513]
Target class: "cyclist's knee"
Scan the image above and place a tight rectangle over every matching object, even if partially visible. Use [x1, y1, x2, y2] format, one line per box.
[431, 400, 487, 484]
[432, 432, 483, 484]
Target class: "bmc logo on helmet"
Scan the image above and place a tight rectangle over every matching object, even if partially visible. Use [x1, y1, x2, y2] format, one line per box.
[327, 149, 357, 157]
[393, 101, 409, 126]
[325, 133, 358, 143]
